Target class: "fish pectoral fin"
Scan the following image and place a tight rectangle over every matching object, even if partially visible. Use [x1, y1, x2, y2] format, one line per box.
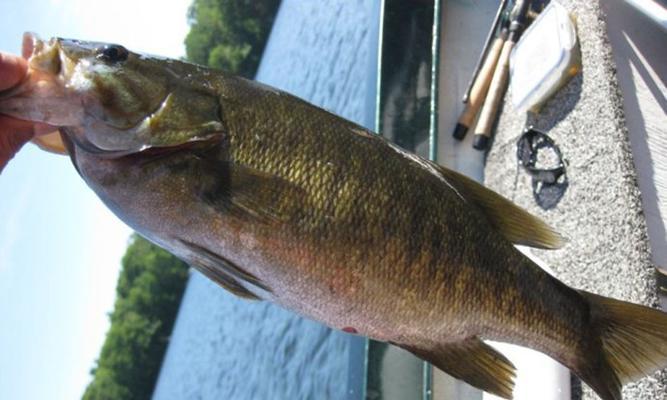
[437, 166, 566, 249]
[192, 262, 261, 300]
[198, 160, 300, 225]
[227, 164, 304, 224]
[179, 239, 271, 295]
[398, 337, 516, 399]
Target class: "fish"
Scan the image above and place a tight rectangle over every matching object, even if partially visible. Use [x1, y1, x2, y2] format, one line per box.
[1, 33, 666, 400]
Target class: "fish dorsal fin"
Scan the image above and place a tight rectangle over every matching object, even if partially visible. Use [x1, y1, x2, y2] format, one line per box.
[399, 337, 516, 399]
[436, 165, 566, 249]
[179, 239, 271, 296]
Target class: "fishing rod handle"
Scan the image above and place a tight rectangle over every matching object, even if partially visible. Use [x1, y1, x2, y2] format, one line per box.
[472, 39, 514, 150]
[462, 0, 509, 103]
[453, 36, 505, 140]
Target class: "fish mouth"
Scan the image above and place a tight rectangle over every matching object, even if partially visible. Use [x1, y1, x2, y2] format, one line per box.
[23, 33, 80, 84]
[22, 33, 63, 76]
[0, 33, 83, 127]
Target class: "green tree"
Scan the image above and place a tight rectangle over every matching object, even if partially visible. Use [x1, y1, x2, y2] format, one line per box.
[82, 235, 189, 400]
[185, 0, 281, 77]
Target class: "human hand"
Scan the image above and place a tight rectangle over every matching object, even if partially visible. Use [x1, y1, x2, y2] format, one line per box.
[0, 52, 55, 173]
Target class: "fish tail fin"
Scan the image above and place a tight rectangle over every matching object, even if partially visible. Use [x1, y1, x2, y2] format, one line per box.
[576, 290, 667, 400]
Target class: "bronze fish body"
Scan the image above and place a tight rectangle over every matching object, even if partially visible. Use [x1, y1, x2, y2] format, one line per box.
[2, 34, 666, 400]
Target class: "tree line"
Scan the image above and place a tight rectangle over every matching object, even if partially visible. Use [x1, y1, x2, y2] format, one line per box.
[185, 0, 281, 78]
[82, 235, 190, 399]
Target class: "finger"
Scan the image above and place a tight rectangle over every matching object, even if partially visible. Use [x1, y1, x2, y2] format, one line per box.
[0, 114, 48, 173]
[0, 128, 32, 173]
[0, 114, 55, 136]
[0, 52, 28, 91]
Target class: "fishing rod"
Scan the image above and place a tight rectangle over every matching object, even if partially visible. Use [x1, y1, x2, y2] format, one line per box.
[453, 0, 509, 140]
[472, 0, 532, 150]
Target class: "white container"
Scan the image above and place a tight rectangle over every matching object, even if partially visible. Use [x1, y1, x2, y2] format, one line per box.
[509, 1, 581, 113]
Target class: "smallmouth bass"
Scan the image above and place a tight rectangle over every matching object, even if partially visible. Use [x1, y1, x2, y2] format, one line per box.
[1, 33, 666, 400]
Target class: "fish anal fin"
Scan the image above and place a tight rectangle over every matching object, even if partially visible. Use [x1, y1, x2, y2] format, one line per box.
[179, 238, 271, 294]
[399, 337, 516, 399]
[437, 166, 566, 249]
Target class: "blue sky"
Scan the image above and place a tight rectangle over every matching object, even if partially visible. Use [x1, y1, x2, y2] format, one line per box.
[0, 0, 192, 398]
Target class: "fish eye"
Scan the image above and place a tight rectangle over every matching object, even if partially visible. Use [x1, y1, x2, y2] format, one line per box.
[96, 45, 129, 63]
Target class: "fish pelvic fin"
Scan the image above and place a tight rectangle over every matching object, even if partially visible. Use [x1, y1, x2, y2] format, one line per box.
[576, 290, 667, 400]
[399, 337, 516, 399]
[192, 261, 261, 300]
[178, 238, 271, 297]
[436, 166, 566, 249]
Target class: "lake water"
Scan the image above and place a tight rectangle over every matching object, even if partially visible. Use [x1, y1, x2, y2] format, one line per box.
[152, 1, 380, 399]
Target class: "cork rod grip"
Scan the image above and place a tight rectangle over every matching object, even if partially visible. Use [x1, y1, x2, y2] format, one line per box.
[472, 40, 514, 149]
[453, 37, 505, 140]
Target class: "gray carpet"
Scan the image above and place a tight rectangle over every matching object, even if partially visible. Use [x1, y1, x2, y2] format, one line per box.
[482, 0, 666, 399]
